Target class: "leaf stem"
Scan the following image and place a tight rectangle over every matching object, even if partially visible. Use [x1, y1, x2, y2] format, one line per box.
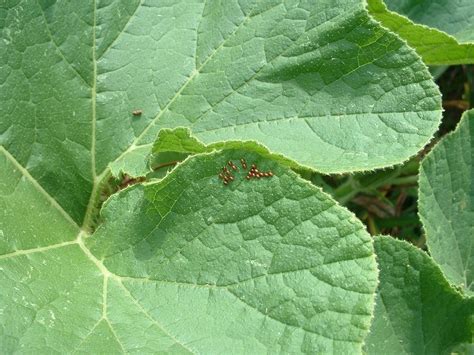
[334, 177, 359, 204]
[151, 160, 180, 171]
[389, 175, 419, 186]
[333, 165, 419, 205]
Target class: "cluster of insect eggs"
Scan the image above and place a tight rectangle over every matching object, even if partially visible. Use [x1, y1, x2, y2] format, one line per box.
[246, 163, 273, 180]
[218, 159, 273, 185]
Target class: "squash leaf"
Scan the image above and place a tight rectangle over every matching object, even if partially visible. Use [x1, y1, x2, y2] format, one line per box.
[365, 236, 474, 354]
[419, 110, 474, 295]
[1, 149, 378, 353]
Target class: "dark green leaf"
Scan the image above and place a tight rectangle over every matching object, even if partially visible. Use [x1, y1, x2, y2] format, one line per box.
[365, 236, 474, 354]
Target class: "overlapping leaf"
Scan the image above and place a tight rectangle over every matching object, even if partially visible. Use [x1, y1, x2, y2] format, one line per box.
[385, 0, 474, 43]
[368, 0, 474, 65]
[1, 149, 378, 353]
[419, 110, 474, 294]
[364, 236, 474, 354]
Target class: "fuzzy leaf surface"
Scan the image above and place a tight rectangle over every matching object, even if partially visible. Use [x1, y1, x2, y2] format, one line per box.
[368, 0, 474, 65]
[419, 110, 474, 294]
[1, 149, 378, 353]
[1, 1, 442, 223]
[364, 236, 474, 354]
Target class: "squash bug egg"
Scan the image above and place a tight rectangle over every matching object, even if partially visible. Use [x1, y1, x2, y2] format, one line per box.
[228, 161, 238, 170]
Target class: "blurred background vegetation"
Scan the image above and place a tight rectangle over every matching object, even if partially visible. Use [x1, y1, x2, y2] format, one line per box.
[305, 65, 474, 249]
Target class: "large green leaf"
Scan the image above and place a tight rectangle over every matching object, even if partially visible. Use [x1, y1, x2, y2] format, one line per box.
[1, 1, 442, 225]
[1, 149, 377, 353]
[364, 236, 474, 354]
[367, 0, 474, 65]
[419, 110, 474, 295]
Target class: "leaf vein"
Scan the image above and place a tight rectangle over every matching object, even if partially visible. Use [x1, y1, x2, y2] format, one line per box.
[0, 147, 79, 230]
[0, 240, 78, 260]
[99, 1, 258, 176]
[118, 280, 195, 354]
[36, 2, 91, 87]
[96, 0, 143, 60]
[226, 290, 360, 343]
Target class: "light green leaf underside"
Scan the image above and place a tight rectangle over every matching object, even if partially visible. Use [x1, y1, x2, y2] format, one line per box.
[110, 127, 298, 178]
[367, 0, 474, 65]
[153, 127, 296, 165]
[110, 127, 300, 179]
[419, 110, 474, 295]
[1, 149, 377, 353]
[1, 1, 442, 224]
[109, 145, 153, 178]
[111, 127, 301, 178]
[364, 236, 474, 355]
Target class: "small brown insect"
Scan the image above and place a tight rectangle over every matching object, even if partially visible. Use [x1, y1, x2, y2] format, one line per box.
[218, 173, 225, 180]
[132, 109, 143, 116]
[263, 172, 270, 177]
[246, 175, 251, 180]
[223, 180, 228, 185]
[251, 164, 256, 170]
[240, 158, 247, 169]
[268, 172, 273, 177]
[227, 175, 234, 181]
